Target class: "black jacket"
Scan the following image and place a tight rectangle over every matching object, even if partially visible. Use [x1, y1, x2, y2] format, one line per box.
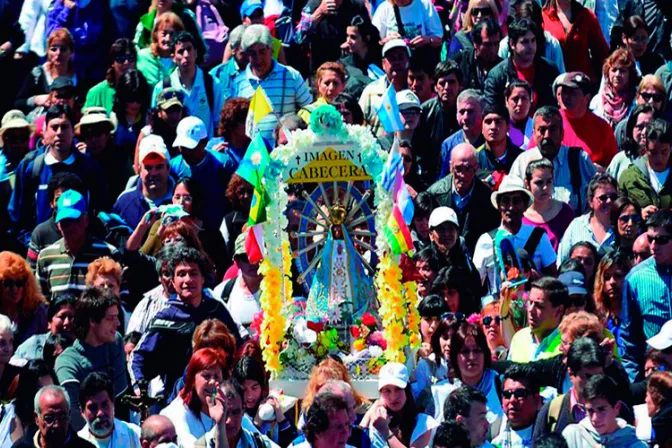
[450, 48, 502, 91]
[484, 57, 560, 109]
[12, 428, 94, 448]
[426, 174, 500, 253]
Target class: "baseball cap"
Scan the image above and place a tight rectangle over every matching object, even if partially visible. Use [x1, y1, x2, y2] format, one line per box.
[553, 72, 594, 95]
[240, 0, 263, 19]
[648, 320, 672, 351]
[173, 116, 208, 149]
[382, 39, 410, 58]
[55, 190, 87, 223]
[396, 89, 420, 111]
[50, 76, 76, 92]
[139, 135, 170, 164]
[234, 232, 247, 258]
[428, 206, 459, 229]
[378, 362, 409, 390]
[157, 88, 184, 110]
[558, 271, 587, 296]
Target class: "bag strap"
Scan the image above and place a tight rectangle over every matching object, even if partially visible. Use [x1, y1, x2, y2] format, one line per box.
[203, 71, 215, 113]
[523, 227, 546, 260]
[547, 394, 565, 433]
[220, 278, 236, 304]
[31, 153, 45, 187]
[392, 4, 406, 38]
[567, 147, 582, 212]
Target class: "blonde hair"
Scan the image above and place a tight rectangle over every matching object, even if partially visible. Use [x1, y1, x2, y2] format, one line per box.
[150, 12, 185, 57]
[85, 257, 122, 288]
[462, 0, 499, 32]
[301, 358, 368, 412]
[638, 74, 666, 96]
[0, 252, 46, 318]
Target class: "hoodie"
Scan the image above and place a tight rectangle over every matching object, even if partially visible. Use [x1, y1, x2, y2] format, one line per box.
[561, 417, 647, 448]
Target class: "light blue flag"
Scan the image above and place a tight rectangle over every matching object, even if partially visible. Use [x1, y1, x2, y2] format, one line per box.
[377, 83, 404, 134]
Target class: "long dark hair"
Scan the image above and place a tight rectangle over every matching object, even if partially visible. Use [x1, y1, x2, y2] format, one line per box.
[512, 1, 548, 60]
[384, 384, 418, 446]
[15, 360, 59, 427]
[105, 38, 136, 86]
[622, 104, 657, 159]
[431, 266, 479, 315]
[114, 69, 150, 128]
[348, 15, 382, 66]
[449, 322, 492, 381]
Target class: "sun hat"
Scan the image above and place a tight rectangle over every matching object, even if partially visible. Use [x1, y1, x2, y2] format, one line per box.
[490, 175, 534, 209]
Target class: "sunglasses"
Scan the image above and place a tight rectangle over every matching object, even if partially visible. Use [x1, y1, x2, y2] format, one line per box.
[115, 54, 136, 64]
[441, 312, 465, 321]
[596, 193, 617, 203]
[1, 279, 26, 288]
[471, 6, 492, 16]
[482, 316, 502, 326]
[502, 389, 530, 400]
[618, 214, 641, 224]
[647, 234, 672, 245]
[641, 92, 664, 103]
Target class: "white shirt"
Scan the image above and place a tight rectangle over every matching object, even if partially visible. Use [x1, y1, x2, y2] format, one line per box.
[77, 418, 141, 448]
[370, 413, 438, 448]
[492, 419, 534, 448]
[649, 166, 670, 194]
[372, 0, 443, 39]
[161, 396, 215, 448]
[226, 277, 262, 326]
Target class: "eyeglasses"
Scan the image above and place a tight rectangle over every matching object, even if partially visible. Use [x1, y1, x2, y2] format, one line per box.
[471, 6, 492, 16]
[618, 214, 641, 224]
[400, 109, 419, 116]
[454, 165, 476, 173]
[596, 193, 617, 203]
[1, 279, 26, 288]
[647, 234, 672, 245]
[115, 54, 136, 64]
[641, 92, 664, 103]
[41, 413, 68, 425]
[502, 389, 530, 400]
[482, 315, 502, 326]
[441, 312, 465, 321]
[499, 195, 525, 206]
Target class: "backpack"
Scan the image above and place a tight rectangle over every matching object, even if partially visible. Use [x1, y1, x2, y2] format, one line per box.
[546, 394, 565, 433]
[219, 278, 236, 303]
[195, 0, 229, 67]
[163, 73, 215, 114]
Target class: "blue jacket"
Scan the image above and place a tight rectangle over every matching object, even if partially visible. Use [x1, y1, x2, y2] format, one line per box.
[112, 176, 175, 230]
[129, 293, 243, 395]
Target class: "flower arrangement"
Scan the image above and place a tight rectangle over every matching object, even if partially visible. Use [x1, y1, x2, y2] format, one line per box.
[350, 312, 387, 353]
[258, 258, 287, 375]
[375, 254, 409, 363]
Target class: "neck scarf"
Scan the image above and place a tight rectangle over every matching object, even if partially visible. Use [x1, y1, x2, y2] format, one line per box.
[602, 84, 633, 127]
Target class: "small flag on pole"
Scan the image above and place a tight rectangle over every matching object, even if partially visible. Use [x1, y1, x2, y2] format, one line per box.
[385, 205, 414, 255]
[235, 133, 270, 186]
[377, 83, 404, 134]
[383, 137, 415, 255]
[245, 86, 273, 137]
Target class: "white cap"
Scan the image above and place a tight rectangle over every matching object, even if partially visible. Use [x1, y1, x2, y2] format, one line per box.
[382, 38, 410, 57]
[139, 135, 169, 163]
[490, 175, 534, 209]
[648, 320, 672, 351]
[173, 116, 208, 149]
[428, 206, 459, 229]
[378, 362, 409, 390]
[396, 89, 420, 110]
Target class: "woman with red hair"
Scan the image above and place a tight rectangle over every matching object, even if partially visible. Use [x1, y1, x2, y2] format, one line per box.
[160, 348, 228, 447]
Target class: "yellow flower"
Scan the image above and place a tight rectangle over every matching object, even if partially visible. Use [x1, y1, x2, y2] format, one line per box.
[353, 339, 366, 352]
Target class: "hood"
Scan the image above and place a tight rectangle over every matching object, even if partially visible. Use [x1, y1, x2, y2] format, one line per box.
[578, 418, 642, 447]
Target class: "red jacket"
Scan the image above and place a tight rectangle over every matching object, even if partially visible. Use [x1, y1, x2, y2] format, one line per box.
[542, 2, 609, 82]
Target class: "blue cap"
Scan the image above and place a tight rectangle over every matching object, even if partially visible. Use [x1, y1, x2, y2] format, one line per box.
[240, 0, 263, 18]
[55, 190, 87, 223]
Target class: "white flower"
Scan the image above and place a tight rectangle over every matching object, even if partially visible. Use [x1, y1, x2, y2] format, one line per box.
[292, 318, 317, 345]
[369, 345, 384, 358]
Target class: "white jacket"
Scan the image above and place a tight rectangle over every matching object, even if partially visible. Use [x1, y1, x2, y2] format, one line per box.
[18, 0, 52, 57]
[77, 418, 142, 448]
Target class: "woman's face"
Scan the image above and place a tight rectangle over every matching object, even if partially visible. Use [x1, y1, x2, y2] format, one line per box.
[443, 288, 460, 313]
[603, 265, 626, 303]
[470, 0, 493, 25]
[590, 184, 617, 217]
[617, 205, 640, 240]
[242, 379, 263, 410]
[48, 39, 72, 67]
[195, 366, 224, 410]
[608, 66, 631, 93]
[337, 103, 354, 125]
[173, 182, 194, 214]
[125, 100, 142, 117]
[571, 246, 597, 281]
[379, 385, 406, 413]
[113, 53, 136, 80]
[49, 304, 75, 337]
[157, 24, 176, 53]
[236, 181, 254, 210]
[317, 70, 345, 102]
[0, 330, 13, 365]
[92, 274, 121, 298]
[439, 329, 452, 359]
[457, 336, 485, 383]
[420, 316, 440, 343]
[481, 313, 503, 349]
[344, 26, 367, 57]
[527, 168, 553, 204]
[399, 145, 413, 177]
[638, 86, 665, 112]
[1, 277, 26, 306]
[646, 390, 658, 417]
[623, 28, 649, 59]
[633, 111, 655, 148]
[506, 87, 531, 123]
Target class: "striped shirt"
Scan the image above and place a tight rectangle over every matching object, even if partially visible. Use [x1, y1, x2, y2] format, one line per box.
[126, 285, 170, 335]
[556, 213, 615, 266]
[230, 61, 313, 141]
[621, 257, 672, 381]
[36, 237, 118, 299]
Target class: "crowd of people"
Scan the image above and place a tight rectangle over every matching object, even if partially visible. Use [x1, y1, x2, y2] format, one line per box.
[1, 0, 672, 447]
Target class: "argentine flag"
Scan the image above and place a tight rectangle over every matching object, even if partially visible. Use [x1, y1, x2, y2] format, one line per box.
[377, 83, 404, 134]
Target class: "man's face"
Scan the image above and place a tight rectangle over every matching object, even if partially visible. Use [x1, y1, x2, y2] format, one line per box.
[174, 41, 197, 70]
[44, 116, 74, 154]
[415, 260, 437, 296]
[400, 107, 420, 130]
[225, 394, 245, 441]
[633, 234, 651, 265]
[647, 226, 672, 265]
[456, 99, 482, 136]
[382, 48, 409, 83]
[81, 124, 111, 155]
[533, 115, 563, 160]
[429, 222, 459, 254]
[159, 105, 184, 127]
[408, 70, 432, 102]
[527, 287, 562, 337]
[57, 215, 88, 242]
[82, 390, 114, 438]
[3, 127, 31, 160]
[502, 379, 538, 429]
[474, 28, 501, 64]
[314, 409, 352, 448]
[450, 153, 477, 191]
[569, 366, 604, 401]
[483, 113, 508, 145]
[459, 402, 489, 447]
[586, 397, 620, 436]
[511, 31, 536, 65]
[172, 262, 205, 303]
[497, 192, 527, 227]
[557, 86, 589, 117]
[247, 43, 273, 73]
[243, 9, 264, 25]
[435, 74, 460, 108]
[140, 158, 169, 194]
[143, 418, 178, 448]
[90, 305, 120, 344]
[36, 392, 70, 446]
[646, 141, 671, 172]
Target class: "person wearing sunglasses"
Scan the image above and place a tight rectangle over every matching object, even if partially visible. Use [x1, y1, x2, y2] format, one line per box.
[634, 75, 668, 118]
[480, 301, 508, 361]
[557, 173, 617, 266]
[84, 38, 138, 114]
[621, 209, 672, 382]
[491, 364, 541, 448]
[447, 0, 499, 57]
[619, 119, 672, 221]
[609, 197, 642, 257]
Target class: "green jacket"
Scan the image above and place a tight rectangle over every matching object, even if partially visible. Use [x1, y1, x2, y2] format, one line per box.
[618, 155, 672, 209]
[134, 6, 207, 63]
[137, 47, 176, 88]
[84, 80, 115, 113]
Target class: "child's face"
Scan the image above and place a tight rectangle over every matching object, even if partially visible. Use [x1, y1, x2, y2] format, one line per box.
[242, 379, 263, 410]
[586, 397, 620, 435]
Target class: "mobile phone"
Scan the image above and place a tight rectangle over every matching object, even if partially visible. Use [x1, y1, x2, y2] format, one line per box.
[211, 388, 218, 403]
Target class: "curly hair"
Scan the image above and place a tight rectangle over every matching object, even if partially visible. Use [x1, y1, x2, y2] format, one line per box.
[225, 174, 253, 212]
[0, 252, 46, 318]
[648, 370, 672, 410]
[85, 257, 122, 289]
[603, 48, 639, 92]
[302, 358, 368, 413]
[558, 311, 604, 347]
[218, 98, 250, 139]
